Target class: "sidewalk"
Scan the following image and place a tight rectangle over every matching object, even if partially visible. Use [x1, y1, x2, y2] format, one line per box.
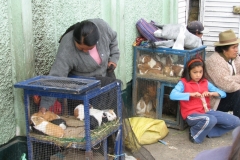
[144, 127, 232, 160]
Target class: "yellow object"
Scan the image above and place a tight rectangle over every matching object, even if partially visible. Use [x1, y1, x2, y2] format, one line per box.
[129, 117, 169, 145]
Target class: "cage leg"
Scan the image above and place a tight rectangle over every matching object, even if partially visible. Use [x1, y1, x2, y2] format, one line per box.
[103, 138, 108, 160]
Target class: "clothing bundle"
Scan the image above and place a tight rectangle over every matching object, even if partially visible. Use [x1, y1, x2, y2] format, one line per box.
[135, 18, 203, 49]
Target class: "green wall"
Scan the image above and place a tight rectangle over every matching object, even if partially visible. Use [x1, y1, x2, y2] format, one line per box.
[0, 0, 178, 145]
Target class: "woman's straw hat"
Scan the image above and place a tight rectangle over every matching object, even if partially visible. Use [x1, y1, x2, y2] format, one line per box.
[214, 29, 240, 46]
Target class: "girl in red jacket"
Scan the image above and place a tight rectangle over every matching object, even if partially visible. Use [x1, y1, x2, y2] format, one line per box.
[170, 58, 240, 143]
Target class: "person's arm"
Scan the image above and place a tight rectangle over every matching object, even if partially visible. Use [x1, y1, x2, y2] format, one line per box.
[108, 30, 119, 67]
[205, 55, 240, 92]
[169, 81, 190, 100]
[99, 19, 120, 67]
[201, 81, 226, 98]
[39, 37, 74, 112]
[208, 81, 226, 98]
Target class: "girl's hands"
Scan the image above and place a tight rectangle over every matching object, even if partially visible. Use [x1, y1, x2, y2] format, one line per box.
[190, 92, 202, 97]
[202, 91, 211, 97]
[190, 92, 219, 97]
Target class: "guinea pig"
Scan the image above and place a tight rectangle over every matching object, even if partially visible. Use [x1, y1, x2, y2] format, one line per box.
[32, 111, 60, 122]
[102, 110, 117, 122]
[171, 64, 184, 77]
[90, 115, 100, 130]
[136, 97, 147, 115]
[147, 68, 163, 75]
[30, 123, 46, 135]
[74, 104, 93, 121]
[31, 116, 64, 138]
[90, 109, 117, 130]
[50, 119, 67, 130]
[138, 63, 150, 74]
[163, 66, 174, 76]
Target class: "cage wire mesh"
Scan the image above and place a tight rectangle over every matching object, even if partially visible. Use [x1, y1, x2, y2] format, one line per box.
[122, 104, 155, 160]
[25, 77, 155, 160]
[133, 79, 158, 119]
[136, 50, 185, 84]
[162, 85, 178, 122]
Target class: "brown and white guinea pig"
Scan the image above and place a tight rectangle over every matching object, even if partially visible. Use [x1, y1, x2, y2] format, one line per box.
[74, 104, 93, 121]
[30, 118, 67, 135]
[152, 61, 164, 70]
[136, 97, 147, 115]
[139, 55, 157, 68]
[171, 64, 184, 77]
[32, 111, 60, 122]
[31, 116, 64, 138]
[137, 63, 151, 74]
[163, 66, 173, 76]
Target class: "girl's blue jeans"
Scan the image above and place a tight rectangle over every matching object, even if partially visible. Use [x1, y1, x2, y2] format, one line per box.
[186, 110, 240, 143]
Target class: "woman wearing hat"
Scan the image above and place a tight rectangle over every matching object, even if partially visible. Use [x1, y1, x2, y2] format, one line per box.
[205, 29, 240, 118]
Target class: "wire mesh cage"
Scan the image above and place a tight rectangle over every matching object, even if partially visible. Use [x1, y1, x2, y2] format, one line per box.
[136, 52, 184, 83]
[133, 45, 206, 83]
[132, 46, 206, 130]
[132, 78, 159, 118]
[14, 76, 123, 160]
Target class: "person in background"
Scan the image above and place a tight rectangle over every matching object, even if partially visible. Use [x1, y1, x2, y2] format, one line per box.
[39, 18, 120, 113]
[186, 21, 209, 39]
[205, 29, 240, 118]
[169, 58, 240, 144]
[194, 126, 240, 160]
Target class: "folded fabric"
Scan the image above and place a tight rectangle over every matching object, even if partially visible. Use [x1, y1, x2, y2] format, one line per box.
[154, 40, 174, 48]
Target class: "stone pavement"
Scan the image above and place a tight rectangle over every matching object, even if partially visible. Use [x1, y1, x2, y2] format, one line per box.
[144, 127, 233, 160]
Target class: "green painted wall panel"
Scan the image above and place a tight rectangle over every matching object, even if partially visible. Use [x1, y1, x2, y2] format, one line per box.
[0, 0, 179, 145]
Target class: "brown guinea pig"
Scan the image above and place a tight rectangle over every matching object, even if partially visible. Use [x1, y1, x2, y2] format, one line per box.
[172, 64, 184, 77]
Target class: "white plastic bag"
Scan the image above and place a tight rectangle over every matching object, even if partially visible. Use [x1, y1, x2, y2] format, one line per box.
[172, 24, 185, 50]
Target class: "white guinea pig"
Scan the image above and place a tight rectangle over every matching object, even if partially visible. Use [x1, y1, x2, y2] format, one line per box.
[90, 109, 117, 130]
[74, 103, 117, 130]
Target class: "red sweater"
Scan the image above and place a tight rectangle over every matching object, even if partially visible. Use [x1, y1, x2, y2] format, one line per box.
[180, 78, 210, 119]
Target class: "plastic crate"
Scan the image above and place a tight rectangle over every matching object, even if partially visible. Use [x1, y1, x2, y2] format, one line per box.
[14, 76, 123, 160]
[0, 136, 27, 160]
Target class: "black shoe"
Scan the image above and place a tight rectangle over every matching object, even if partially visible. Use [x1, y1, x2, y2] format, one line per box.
[189, 128, 197, 144]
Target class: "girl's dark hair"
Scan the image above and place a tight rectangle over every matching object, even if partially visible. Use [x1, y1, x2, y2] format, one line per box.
[59, 20, 99, 46]
[181, 58, 205, 81]
[228, 130, 240, 160]
[215, 45, 232, 54]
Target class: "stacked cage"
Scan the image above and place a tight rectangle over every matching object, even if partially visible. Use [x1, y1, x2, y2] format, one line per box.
[132, 46, 206, 130]
[14, 76, 123, 160]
